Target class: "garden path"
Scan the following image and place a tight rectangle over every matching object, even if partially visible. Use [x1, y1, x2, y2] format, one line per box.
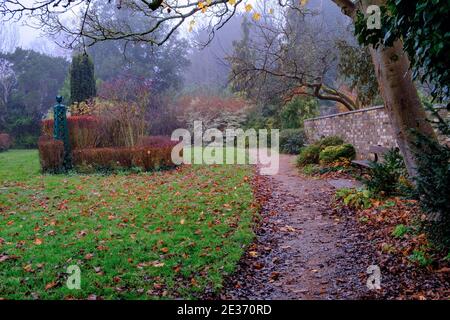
[223, 154, 370, 299]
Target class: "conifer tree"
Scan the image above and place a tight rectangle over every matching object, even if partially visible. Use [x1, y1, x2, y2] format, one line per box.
[70, 53, 96, 104]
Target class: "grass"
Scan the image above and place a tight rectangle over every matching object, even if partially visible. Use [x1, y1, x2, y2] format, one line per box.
[392, 224, 409, 238]
[182, 146, 250, 164]
[0, 149, 257, 299]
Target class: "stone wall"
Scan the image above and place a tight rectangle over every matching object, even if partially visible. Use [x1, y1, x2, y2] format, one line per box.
[304, 106, 448, 160]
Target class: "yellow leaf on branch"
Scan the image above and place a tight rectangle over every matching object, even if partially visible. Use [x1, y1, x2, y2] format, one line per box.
[245, 4, 253, 12]
[252, 12, 261, 21]
[198, 2, 208, 13]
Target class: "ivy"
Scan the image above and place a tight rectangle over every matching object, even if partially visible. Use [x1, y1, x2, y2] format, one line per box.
[354, 0, 450, 103]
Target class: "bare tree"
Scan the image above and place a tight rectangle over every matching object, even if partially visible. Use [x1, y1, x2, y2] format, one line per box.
[0, 0, 245, 47]
[228, 4, 359, 111]
[0, 58, 17, 128]
[0, 21, 20, 53]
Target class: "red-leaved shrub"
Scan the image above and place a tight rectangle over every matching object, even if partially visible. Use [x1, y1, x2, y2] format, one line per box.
[42, 116, 100, 150]
[0, 133, 12, 151]
[72, 147, 133, 170]
[72, 143, 178, 172]
[131, 145, 177, 171]
[134, 137, 179, 170]
[38, 135, 64, 173]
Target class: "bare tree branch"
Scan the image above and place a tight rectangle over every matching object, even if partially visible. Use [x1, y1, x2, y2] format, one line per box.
[227, 3, 358, 111]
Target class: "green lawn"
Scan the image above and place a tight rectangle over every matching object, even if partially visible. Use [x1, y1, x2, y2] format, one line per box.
[0, 150, 257, 299]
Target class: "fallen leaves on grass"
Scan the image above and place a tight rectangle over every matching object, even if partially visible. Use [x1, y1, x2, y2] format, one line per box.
[45, 281, 58, 290]
[0, 254, 19, 263]
[1, 153, 257, 299]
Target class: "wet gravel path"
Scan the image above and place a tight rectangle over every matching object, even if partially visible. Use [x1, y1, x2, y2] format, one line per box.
[222, 154, 374, 300]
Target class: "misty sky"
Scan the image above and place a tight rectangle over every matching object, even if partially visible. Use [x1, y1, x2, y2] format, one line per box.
[3, 0, 332, 57]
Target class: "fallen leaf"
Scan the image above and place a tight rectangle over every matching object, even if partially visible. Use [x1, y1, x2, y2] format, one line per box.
[23, 264, 33, 272]
[153, 261, 165, 268]
[84, 253, 94, 260]
[248, 251, 258, 258]
[45, 281, 57, 290]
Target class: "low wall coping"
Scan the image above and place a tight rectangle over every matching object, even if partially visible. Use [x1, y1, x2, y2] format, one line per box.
[304, 105, 385, 122]
[304, 105, 447, 123]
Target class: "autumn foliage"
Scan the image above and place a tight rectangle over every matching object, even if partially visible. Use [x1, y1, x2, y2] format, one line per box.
[42, 116, 100, 150]
[38, 135, 64, 173]
[38, 75, 181, 173]
[40, 114, 179, 172]
[72, 142, 177, 172]
[72, 147, 133, 170]
[132, 145, 178, 171]
[0, 133, 12, 151]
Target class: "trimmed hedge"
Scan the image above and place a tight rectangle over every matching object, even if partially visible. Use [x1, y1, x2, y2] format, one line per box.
[38, 135, 64, 173]
[131, 145, 178, 171]
[72, 142, 179, 173]
[42, 116, 100, 150]
[319, 144, 356, 164]
[0, 133, 12, 152]
[279, 129, 305, 154]
[72, 147, 133, 171]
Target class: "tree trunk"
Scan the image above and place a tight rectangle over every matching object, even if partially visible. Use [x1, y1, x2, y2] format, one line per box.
[332, 0, 438, 177]
[368, 41, 436, 177]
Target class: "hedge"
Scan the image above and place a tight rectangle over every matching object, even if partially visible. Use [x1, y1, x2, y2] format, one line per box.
[38, 135, 64, 173]
[42, 116, 100, 150]
[72, 143, 178, 172]
[0, 133, 12, 152]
